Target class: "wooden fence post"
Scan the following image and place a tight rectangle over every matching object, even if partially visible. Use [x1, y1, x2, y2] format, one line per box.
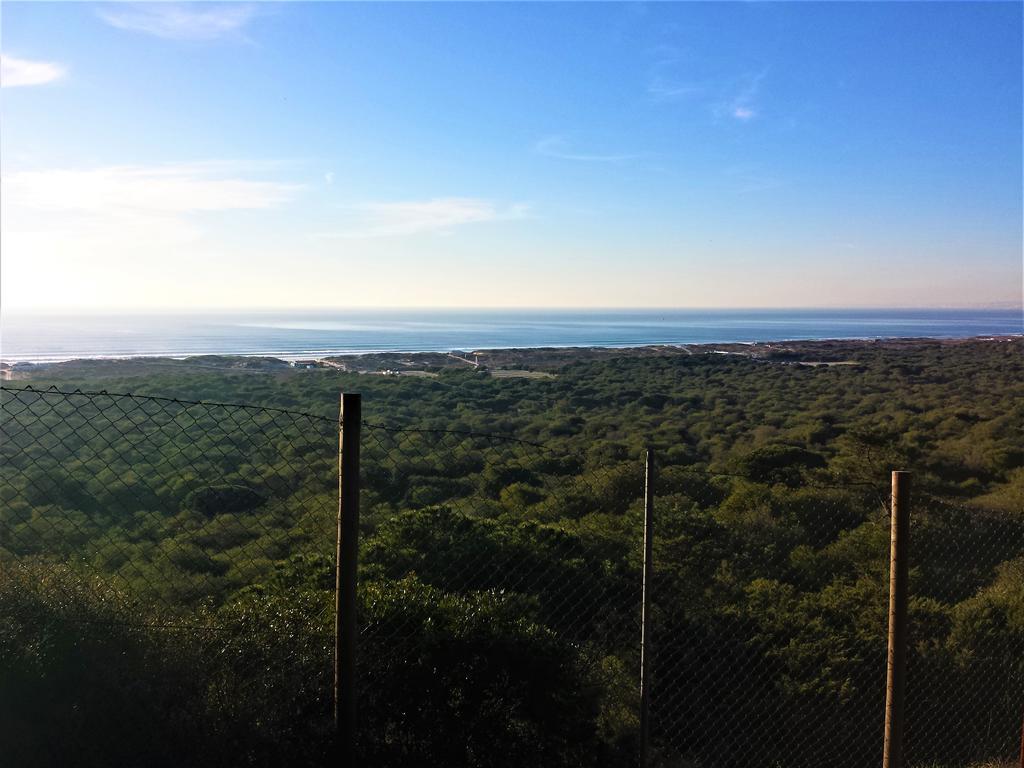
[335, 393, 361, 765]
[882, 470, 911, 768]
[639, 448, 655, 768]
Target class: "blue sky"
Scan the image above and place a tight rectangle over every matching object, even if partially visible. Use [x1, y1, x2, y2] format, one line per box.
[1, 1, 1021, 310]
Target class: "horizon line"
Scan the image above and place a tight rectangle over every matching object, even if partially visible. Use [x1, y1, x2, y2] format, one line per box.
[2, 304, 1022, 316]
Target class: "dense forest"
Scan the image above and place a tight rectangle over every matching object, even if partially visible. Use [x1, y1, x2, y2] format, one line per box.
[1, 337, 1022, 767]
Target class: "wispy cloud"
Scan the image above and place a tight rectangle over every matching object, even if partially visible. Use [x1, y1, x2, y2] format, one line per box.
[714, 70, 767, 123]
[647, 52, 768, 123]
[535, 136, 641, 163]
[97, 3, 258, 41]
[0, 54, 65, 88]
[318, 198, 529, 239]
[4, 164, 298, 213]
[646, 55, 706, 103]
[648, 81, 705, 101]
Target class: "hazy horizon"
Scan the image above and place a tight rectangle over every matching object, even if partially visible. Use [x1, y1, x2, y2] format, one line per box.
[2, 307, 1019, 364]
[4, 301, 1024, 317]
[2, 2, 1021, 311]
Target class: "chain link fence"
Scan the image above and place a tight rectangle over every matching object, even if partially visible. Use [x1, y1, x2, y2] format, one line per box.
[0, 386, 647, 766]
[644, 468, 894, 767]
[645, 472, 1024, 768]
[1, 385, 1021, 767]
[357, 419, 644, 763]
[0, 385, 339, 767]
[0, 385, 337, 610]
[903, 493, 1024, 767]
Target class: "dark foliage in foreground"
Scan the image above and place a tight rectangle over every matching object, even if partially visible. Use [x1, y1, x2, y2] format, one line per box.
[1, 562, 624, 768]
[2, 339, 1023, 766]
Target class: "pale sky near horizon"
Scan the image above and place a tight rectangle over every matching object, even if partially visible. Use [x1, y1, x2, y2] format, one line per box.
[1, 1, 1021, 311]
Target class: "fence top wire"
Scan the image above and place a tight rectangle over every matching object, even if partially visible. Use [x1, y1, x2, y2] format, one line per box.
[2, 384, 899, 505]
[0, 383, 337, 424]
[1, 385, 553, 449]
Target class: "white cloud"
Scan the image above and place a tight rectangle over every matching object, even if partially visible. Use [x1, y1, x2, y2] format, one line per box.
[535, 136, 640, 163]
[4, 164, 298, 213]
[732, 106, 756, 121]
[97, 3, 257, 41]
[0, 54, 66, 88]
[2, 163, 301, 310]
[319, 197, 529, 238]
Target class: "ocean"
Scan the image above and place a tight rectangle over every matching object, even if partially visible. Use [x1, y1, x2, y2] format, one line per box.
[1, 309, 1020, 363]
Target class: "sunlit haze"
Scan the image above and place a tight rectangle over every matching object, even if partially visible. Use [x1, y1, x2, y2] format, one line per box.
[2, 2, 1021, 311]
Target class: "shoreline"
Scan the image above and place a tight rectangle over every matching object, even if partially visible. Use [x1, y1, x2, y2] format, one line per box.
[2, 335, 1020, 379]
[3, 309, 1020, 366]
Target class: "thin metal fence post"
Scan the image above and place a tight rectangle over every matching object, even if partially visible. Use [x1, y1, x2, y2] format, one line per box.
[882, 470, 911, 768]
[335, 393, 362, 764]
[639, 448, 655, 768]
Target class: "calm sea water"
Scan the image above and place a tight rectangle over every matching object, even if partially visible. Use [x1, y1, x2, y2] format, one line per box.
[1, 309, 1020, 363]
